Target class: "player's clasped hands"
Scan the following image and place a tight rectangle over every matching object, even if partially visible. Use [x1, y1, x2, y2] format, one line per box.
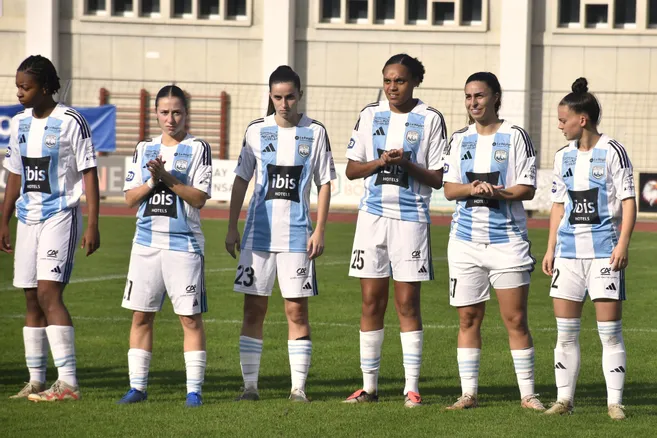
[146, 156, 167, 181]
[470, 180, 503, 198]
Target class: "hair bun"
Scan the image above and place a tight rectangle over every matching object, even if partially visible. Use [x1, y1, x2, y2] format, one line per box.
[571, 77, 589, 94]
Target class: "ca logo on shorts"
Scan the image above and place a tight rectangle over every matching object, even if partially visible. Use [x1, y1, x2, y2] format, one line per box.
[186, 285, 197, 293]
[296, 267, 307, 275]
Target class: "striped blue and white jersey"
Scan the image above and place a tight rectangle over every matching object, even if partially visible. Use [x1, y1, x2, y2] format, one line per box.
[3, 103, 97, 225]
[442, 120, 537, 244]
[123, 134, 212, 255]
[235, 114, 336, 253]
[551, 135, 635, 259]
[345, 100, 446, 223]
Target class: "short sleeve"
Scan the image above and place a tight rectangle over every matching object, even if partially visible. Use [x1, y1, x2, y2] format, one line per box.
[609, 141, 635, 201]
[512, 126, 537, 188]
[191, 140, 213, 197]
[68, 112, 97, 172]
[426, 110, 447, 171]
[2, 116, 22, 174]
[550, 152, 567, 203]
[234, 130, 256, 182]
[313, 128, 337, 186]
[441, 133, 462, 184]
[123, 143, 143, 192]
[345, 112, 369, 162]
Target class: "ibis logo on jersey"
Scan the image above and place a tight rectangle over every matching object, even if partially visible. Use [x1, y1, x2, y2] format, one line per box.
[44, 134, 57, 149]
[174, 159, 189, 172]
[298, 143, 310, 158]
[266, 164, 303, 203]
[21, 156, 51, 193]
[144, 183, 178, 218]
[374, 149, 411, 188]
[494, 149, 508, 162]
[568, 188, 600, 225]
[591, 166, 605, 179]
[465, 171, 500, 209]
[405, 130, 420, 145]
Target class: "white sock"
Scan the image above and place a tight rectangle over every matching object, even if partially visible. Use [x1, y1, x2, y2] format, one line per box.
[46, 325, 77, 387]
[511, 347, 535, 399]
[184, 350, 207, 395]
[239, 336, 263, 391]
[288, 340, 312, 392]
[360, 329, 384, 394]
[128, 348, 151, 392]
[554, 318, 581, 404]
[457, 348, 480, 396]
[23, 327, 49, 384]
[598, 320, 625, 405]
[400, 330, 423, 395]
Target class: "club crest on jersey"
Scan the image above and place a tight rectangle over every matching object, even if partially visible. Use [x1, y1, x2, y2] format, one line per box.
[174, 159, 189, 172]
[44, 135, 57, 148]
[494, 149, 508, 162]
[298, 144, 310, 158]
[405, 130, 420, 144]
[591, 166, 604, 179]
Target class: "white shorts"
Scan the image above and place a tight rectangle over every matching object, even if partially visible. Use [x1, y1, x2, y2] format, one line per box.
[447, 238, 535, 307]
[13, 208, 82, 288]
[233, 249, 317, 298]
[122, 243, 207, 316]
[549, 258, 625, 302]
[348, 210, 433, 282]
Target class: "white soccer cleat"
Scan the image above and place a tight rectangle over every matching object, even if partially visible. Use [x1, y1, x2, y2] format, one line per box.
[608, 404, 626, 420]
[543, 400, 573, 415]
[234, 387, 260, 401]
[521, 394, 546, 411]
[445, 393, 478, 410]
[404, 391, 423, 408]
[27, 380, 80, 402]
[9, 381, 45, 399]
[289, 388, 310, 403]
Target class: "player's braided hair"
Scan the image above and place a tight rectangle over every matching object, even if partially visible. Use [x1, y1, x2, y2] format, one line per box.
[560, 77, 601, 125]
[383, 54, 425, 84]
[17, 55, 61, 95]
[465, 72, 502, 124]
[267, 66, 302, 116]
[155, 85, 189, 112]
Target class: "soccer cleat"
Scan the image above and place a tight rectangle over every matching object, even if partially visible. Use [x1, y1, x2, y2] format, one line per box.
[9, 381, 45, 399]
[445, 393, 478, 410]
[404, 391, 423, 408]
[289, 388, 310, 403]
[234, 387, 260, 401]
[521, 394, 546, 411]
[186, 392, 203, 407]
[343, 389, 379, 404]
[117, 388, 148, 404]
[543, 400, 573, 415]
[608, 404, 626, 420]
[27, 380, 80, 402]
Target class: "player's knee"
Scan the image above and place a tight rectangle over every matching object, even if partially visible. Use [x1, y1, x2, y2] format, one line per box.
[132, 311, 155, 328]
[180, 315, 203, 331]
[503, 312, 528, 332]
[243, 302, 267, 325]
[396, 299, 420, 319]
[285, 307, 308, 326]
[36, 286, 64, 313]
[458, 311, 482, 331]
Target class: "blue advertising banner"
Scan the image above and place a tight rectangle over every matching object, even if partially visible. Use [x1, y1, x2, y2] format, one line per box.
[0, 104, 116, 152]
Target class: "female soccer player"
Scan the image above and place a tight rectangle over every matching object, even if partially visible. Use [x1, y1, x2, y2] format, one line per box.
[226, 66, 336, 403]
[343, 54, 446, 408]
[542, 78, 635, 420]
[117, 85, 212, 407]
[1, 55, 100, 401]
[442, 72, 544, 411]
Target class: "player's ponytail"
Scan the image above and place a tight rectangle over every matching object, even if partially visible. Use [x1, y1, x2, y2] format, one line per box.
[17, 55, 60, 95]
[267, 65, 302, 116]
[559, 77, 601, 125]
[465, 72, 502, 125]
[383, 54, 425, 84]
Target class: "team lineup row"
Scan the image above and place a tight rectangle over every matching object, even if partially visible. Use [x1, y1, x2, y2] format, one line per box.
[1, 54, 635, 420]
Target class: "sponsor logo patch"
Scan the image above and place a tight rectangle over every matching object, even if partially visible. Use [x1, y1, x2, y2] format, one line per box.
[144, 183, 178, 218]
[374, 148, 411, 188]
[21, 156, 51, 193]
[568, 188, 600, 225]
[266, 164, 303, 202]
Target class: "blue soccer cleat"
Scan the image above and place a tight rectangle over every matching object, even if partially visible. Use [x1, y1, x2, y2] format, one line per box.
[186, 392, 203, 407]
[117, 388, 147, 404]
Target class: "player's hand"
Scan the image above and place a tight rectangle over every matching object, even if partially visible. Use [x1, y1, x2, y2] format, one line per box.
[0, 225, 12, 254]
[307, 230, 325, 260]
[225, 228, 241, 259]
[377, 151, 388, 167]
[384, 148, 405, 165]
[80, 224, 101, 256]
[609, 242, 629, 271]
[542, 250, 555, 276]
[469, 180, 482, 196]
[147, 157, 167, 181]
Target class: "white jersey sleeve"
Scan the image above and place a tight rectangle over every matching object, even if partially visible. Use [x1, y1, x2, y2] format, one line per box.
[442, 130, 465, 184]
[191, 139, 213, 197]
[551, 147, 568, 203]
[426, 109, 447, 171]
[235, 128, 257, 182]
[67, 110, 97, 172]
[313, 126, 337, 186]
[345, 110, 370, 162]
[609, 140, 635, 201]
[512, 126, 537, 188]
[3, 115, 21, 174]
[123, 142, 145, 192]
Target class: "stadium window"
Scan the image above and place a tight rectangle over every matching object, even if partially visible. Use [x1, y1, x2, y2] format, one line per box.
[112, 0, 133, 16]
[650, 0, 657, 27]
[433, 1, 455, 25]
[200, 0, 220, 19]
[614, 0, 636, 28]
[375, 0, 395, 23]
[227, 0, 247, 20]
[586, 3, 608, 28]
[86, 0, 107, 15]
[558, 0, 580, 27]
[140, 0, 160, 17]
[348, 0, 368, 23]
[321, 0, 341, 22]
[173, 0, 193, 17]
[461, 0, 482, 24]
[407, 0, 428, 24]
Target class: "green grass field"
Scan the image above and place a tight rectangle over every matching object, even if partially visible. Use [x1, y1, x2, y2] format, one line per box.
[1, 216, 656, 437]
